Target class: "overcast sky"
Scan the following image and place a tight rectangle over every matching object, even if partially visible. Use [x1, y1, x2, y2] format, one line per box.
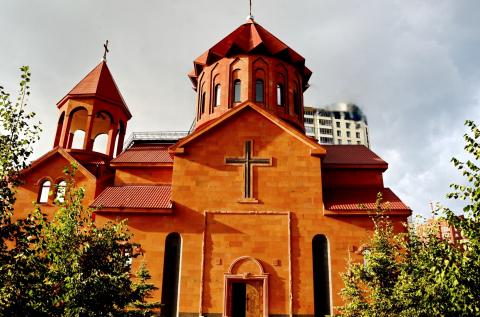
[1, 0, 479, 217]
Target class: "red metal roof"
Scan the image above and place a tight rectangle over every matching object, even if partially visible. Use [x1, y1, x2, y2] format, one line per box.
[324, 188, 410, 212]
[189, 19, 312, 89]
[57, 61, 131, 118]
[91, 185, 172, 209]
[323, 145, 387, 167]
[111, 144, 173, 164]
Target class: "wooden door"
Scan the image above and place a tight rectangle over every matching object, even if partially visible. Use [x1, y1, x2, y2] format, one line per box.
[245, 281, 262, 317]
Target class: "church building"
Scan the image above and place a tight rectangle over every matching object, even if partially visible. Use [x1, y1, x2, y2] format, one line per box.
[15, 17, 411, 317]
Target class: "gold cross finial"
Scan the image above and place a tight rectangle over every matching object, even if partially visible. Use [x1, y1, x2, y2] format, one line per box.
[102, 40, 109, 62]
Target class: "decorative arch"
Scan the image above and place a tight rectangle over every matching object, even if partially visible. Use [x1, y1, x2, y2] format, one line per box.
[231, 69, 242, 106]
[254, 68, 266, 104]
[66, 107, 88, 149]
[224, 256, 269, 317]
[228, 256, 265, 276]
[276, 73, 287, 108]
[91, 111, 114, 137]
[229, 58, 244, 108]
[196, 73, 205, 120]
[212, 74, 222, 110]
[198, 82, 206, 117]
[209, 64, 220, 113]
[54, 111, 65, 147]
[115, 120, 126, 156]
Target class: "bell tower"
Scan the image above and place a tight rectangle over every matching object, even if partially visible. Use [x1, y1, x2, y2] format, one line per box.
[53, 59, 131, 160]
[188, 18, 312, 131]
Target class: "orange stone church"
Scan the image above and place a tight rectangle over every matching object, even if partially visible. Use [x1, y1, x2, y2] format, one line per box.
[14, 17, 410, 317]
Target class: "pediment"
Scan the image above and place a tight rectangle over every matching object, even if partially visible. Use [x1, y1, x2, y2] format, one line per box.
[169, 102, 326, 157]
[22, 147, 96, 181]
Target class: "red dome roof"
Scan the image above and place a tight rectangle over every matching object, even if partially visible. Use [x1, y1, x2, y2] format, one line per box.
[189, 19, 312, 90]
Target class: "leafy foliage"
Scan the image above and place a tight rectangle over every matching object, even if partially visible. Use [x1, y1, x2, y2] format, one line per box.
[0, 66, 41, 217]
[337, 120, 480, 317]
[0, 69, 160, 316]
[0, 66, 46, 316]
[38, 164, 160, 317]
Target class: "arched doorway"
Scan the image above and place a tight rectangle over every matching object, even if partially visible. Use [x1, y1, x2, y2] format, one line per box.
[224, 256, 268, 317]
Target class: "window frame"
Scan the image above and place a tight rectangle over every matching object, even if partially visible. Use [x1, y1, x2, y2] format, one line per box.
[233, 79, 241, 103]
[255, 79, 264, 103]
[38, 179, 52, 204]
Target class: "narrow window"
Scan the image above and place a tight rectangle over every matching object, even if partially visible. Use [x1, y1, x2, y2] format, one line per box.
[276, 84, 284, 106]
[255, 79, 264, 103]
[201, 92, 206, 114]
[214, 84, 221, 107]
[293, 90, 301, 115]
[312, 234, 331, 316]
[161, 233, 182, 317]
[233, 80, 241, 103]
[55, 180, 67, 203]
[38, 180, 51, 203]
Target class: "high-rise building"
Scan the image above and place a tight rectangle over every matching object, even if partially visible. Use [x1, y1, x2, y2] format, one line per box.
[304, 102, 370, 147]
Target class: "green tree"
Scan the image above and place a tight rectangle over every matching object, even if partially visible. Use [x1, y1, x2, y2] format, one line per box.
[40, 164, 160, 317]
[0, 69, 160, 316]
[0, 66, 47, 316]
[0, 66, 41, 216]
[337, 120, 480, 317]
[337, 194, 404, 317]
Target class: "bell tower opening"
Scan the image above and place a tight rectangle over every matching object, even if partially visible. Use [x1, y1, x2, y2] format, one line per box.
[53, 59, 131, 161]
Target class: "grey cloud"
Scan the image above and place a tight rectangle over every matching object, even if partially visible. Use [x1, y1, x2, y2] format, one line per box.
[1, 0, 479, 216]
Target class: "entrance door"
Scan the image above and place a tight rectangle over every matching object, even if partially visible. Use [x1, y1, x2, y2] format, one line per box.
[231, 283, 246, 317]
[230, 281, 263, 317]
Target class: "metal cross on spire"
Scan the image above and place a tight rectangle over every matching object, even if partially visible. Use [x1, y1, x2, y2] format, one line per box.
[102, 40, 109, 62]
[247, 0, 254, 21]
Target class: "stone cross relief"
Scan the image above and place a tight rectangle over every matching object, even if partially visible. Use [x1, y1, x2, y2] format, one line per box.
[225, 140, 271, 202]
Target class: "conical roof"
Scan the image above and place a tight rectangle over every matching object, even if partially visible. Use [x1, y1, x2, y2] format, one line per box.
[189, 19, 312, 90]
[57, 61, 132, 119]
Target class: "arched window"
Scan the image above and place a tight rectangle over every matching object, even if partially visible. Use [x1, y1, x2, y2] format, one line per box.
[233, 79, 241, 103]
[277, 84, 284, 106]
[214, 84, 221, 107]
[55, 180, 67, 203]
[312, 234, 331, 316]
[38, 180, 51, 203]
[161, 232, 182, 317]
[255, 79, 264, 103]
[201, 91, 206, 114]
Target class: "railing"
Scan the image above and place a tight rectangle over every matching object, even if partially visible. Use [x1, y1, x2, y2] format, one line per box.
[124, 131, 189, 149]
